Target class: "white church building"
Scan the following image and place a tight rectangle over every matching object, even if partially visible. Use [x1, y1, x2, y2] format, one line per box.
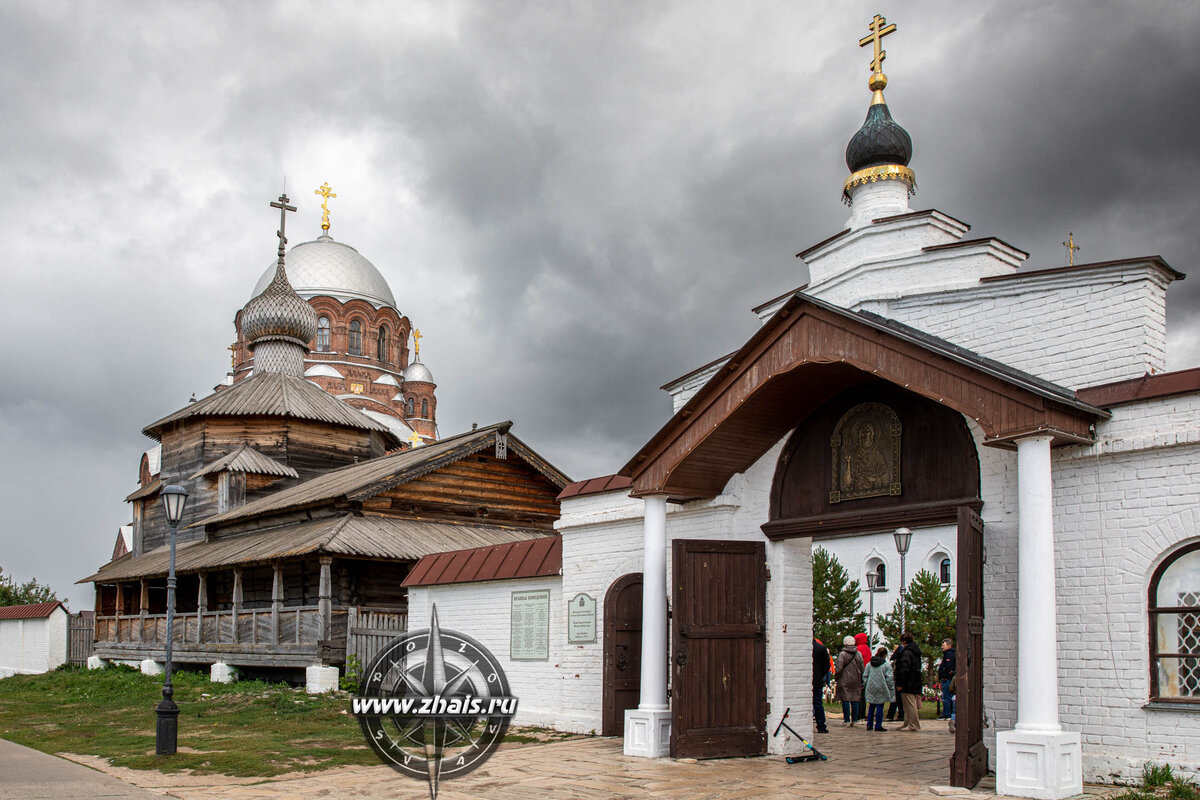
[405, 17, 1200, 797]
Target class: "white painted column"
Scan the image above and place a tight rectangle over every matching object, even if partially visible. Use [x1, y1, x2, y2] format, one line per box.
[1016, 435, 1060, 733]
[624, 494, 671, 758]
[997, 434, 1081, 799]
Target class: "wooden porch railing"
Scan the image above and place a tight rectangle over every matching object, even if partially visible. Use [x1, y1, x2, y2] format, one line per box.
[94, 606, 347, 647]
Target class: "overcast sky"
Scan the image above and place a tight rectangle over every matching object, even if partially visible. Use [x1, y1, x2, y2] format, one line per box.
[2, 1, 1198, 610]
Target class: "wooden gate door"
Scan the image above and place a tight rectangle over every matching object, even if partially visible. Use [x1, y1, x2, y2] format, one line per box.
[951, 506, 988, 787]
[670, 539, 767, 758]
[602, 573, 643, 736]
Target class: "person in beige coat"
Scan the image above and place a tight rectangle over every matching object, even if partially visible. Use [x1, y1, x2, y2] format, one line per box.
[834, 635, 865, 726]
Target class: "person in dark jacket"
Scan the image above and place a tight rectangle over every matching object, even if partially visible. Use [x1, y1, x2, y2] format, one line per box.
[895, 632, 924, 731]
[885, 642, 905, 722]
[813, 639, 831, 733]
[938, 638, 957, 720]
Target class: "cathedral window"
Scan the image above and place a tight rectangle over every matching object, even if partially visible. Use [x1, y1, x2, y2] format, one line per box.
[316, 317, 330, 352]
[378, 325, 389, 363]
[348, 320, 363, 355]
[422, 398, 429, 418]
[940, 557, 952, 585]
[873, 562, 887, 589]
[406, 397, 415, 416]
[1149, 541, 1200, 702]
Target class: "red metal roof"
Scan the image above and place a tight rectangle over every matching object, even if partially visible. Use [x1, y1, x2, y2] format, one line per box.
[557, 474, 633, 501]
[1076, 367, 1200, 407]
[403, 536, 561, 588]
[0, 601, 67, 620]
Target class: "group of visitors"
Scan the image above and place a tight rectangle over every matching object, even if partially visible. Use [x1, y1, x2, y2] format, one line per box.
[812, 634, 956, 734]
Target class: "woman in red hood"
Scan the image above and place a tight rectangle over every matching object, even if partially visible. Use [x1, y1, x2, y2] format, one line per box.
[854, 633, 871, 721]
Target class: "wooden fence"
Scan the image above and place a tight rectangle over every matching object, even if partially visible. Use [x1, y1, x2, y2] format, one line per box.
[68, 612, 94, 665]
[346, 606, 408, 668]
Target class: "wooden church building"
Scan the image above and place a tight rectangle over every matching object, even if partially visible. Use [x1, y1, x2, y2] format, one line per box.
[81, 196, 569, 687]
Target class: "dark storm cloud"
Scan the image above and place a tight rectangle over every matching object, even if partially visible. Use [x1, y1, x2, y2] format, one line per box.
[0, 1, 1197, 608]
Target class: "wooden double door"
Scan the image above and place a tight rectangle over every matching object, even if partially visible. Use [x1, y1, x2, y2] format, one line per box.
[951, 506, 988, 787]
[670, 539, 767, 758]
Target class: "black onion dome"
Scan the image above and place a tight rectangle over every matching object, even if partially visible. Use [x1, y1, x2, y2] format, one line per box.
[845, 102, 913, 173]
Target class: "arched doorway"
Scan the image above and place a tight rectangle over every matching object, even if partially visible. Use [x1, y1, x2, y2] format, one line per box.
[768, 382, 986, 786]
[602, 573, 642, 736]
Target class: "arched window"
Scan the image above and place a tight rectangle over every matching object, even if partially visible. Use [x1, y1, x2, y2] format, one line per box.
[873, 562, 887, 589]
[316, 317, 330, 352]
[377, 325, 389, 363]
[1149, 541, 1200, 701]
[406, 397, 414, 416]
[348, 320, 362, 356]
[940, 558, 952, 585]
[421, 398, 429, 418]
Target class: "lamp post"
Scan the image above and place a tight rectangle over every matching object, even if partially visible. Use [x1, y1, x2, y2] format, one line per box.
[893, 527, 912, 634]
[866, 570, 878, 645]
[156, 484, 188, 756]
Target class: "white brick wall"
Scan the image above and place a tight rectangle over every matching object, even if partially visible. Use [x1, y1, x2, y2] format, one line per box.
[870, 263, 1172, 388]
[407, 578, 565, 729]
[0, 609, 68, 675]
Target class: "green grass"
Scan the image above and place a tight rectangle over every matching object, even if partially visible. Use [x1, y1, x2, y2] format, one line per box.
[0, 665, 574, 777]
[1109, 764, 1199, 800]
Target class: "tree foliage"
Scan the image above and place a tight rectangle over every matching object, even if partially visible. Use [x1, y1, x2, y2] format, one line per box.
[0, 567, 58, 607]
[875, 568, 956, 682]
[812, 546, 867, 649]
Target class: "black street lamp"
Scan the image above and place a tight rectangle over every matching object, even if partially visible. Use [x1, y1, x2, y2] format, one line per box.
[156, 484, 188, 756]
[893, 527, 912, 634]
[866, 570, 878, 644]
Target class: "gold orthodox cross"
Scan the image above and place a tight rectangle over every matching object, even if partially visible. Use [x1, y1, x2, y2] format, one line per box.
[228, 343, 237, 369]
[314, 182, 337, 231]
[412, 328, 423, 358]
[1063, 232, 1080, 266]
[859, 14, 897, 76]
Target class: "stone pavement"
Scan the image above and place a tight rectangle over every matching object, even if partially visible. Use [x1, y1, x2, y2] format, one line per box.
[33, 721, 1117, 800]
[0, 738, 163, 800]
[142, 720, 979, 800]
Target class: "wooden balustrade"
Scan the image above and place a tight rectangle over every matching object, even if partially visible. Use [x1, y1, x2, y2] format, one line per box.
[94, 606, 343, 647]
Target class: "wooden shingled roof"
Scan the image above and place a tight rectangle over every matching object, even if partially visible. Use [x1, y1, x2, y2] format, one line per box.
[402, 535, 562, 587]
[79, 514, 548, 583]
[196, 421, 570, 530]
[141, 371, 394, 441]
[190, 444, 299, 480]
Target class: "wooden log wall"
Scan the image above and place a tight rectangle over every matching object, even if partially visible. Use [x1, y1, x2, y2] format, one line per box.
[366, 452, 561, 529]
[338, 560, 410, 607]
[144, 417, 387, 552]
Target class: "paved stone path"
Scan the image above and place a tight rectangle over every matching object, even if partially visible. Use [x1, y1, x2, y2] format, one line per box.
[14, 722, 1117, 800]
[0, 738, 162, 800]
[146, 721, 980, 800]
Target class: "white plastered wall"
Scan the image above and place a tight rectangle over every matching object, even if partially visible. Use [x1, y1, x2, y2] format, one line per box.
[0, 608, 68, 676]
[407, 577, 564, 729]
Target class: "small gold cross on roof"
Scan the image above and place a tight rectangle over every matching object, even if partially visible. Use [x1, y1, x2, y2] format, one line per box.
[314, 182, 337, 231]
[1063, 232, 1080, 266]
[412, 328, 423, 358]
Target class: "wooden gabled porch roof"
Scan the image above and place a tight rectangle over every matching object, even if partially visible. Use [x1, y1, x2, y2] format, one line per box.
[620, 293, 1109, 501]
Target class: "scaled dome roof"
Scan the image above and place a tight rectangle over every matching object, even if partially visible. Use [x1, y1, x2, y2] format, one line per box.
[251, 234, 397, 309]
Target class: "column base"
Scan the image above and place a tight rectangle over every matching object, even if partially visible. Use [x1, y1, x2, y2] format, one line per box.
[210, 662, 237, 683]
[997, 729, 1082, 800]
[139, 658, 164, 676]
[86, 655, 106, 670]
[623, 708, 671, 758]
[305, 664, 339, 694]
